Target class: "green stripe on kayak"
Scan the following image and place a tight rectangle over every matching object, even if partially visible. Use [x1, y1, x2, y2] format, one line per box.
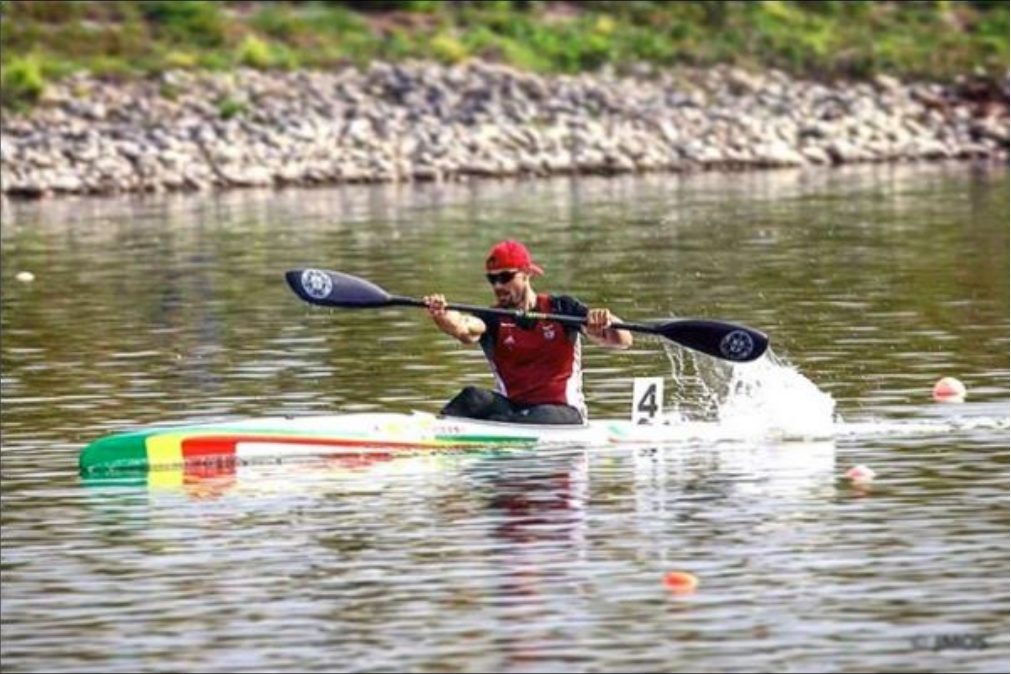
[79, 430, 153, 473]
[435, 434, 540, 446]
[80, 426, 541, 474]
[79, 424, 370, 472]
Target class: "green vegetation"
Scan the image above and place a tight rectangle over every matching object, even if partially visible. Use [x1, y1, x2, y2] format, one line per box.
[2, 1, 1007, 108]
[215, 95, 247, 120]
[1, 53, 46, 107]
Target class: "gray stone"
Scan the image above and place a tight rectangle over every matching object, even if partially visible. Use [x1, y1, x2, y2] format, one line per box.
[801, 146, 831, 165]
[753, 141, 805, 166]
[1, 63, 1007, 197]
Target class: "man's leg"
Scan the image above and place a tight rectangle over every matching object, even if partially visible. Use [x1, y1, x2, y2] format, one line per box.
[440, 386, 514, 420]
[442, 388, 584, 425]
[511, 403, 585, 425]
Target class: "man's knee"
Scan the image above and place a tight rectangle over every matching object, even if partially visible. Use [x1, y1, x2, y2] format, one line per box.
[442, 386, 496, 417]
[456, 386, 492, 406]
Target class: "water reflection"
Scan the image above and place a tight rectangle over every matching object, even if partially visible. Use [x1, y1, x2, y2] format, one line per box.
[2, 163, 1007, 672]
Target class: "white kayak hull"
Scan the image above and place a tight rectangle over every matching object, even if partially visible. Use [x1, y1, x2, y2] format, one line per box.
[79, 411, 675, 473]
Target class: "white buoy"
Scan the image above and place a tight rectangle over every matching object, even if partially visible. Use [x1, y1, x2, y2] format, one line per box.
[932, 376, 966, 403]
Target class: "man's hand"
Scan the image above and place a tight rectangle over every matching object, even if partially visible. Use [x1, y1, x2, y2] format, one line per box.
[586, 308, 614, 335]
[586, 307, 632, 349]
[424, 294, 448, 317]
[424, 294, 485, 344]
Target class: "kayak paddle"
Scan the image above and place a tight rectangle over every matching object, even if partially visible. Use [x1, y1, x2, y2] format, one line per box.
[285, 268, 769, 362]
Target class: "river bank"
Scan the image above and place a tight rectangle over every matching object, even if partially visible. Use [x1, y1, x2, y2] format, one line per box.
[1, 61, 1007, 199]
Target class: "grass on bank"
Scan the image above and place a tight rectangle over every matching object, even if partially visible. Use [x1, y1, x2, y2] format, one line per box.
[2, 0, 1008, 109]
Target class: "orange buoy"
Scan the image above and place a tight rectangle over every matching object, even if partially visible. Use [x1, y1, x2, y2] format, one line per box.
[932, 377, 966, 403]
[663, 571, 699, 594]
[845, 464, 876, 483]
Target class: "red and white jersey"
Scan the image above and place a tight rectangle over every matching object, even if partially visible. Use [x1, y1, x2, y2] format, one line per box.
[478, 294, 587, 417]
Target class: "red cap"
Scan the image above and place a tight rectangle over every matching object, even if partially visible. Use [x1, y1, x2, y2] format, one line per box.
[485, 240, 544, 275]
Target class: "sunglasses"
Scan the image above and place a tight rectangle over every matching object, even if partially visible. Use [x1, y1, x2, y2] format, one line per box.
[486, 270, 519, 285]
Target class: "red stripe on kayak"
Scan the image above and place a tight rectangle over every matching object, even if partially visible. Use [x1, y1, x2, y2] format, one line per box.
[178, 434, 471, 457]
[182, 437, 239, 458]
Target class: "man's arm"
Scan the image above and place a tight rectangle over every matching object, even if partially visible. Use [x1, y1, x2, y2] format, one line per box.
[553, 296, 632, 349]
[585, 308, 633, 349]
[424, 294, 487, 345]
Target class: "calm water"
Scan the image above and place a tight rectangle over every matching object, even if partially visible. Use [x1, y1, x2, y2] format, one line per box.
[1, 164, 1008, 673]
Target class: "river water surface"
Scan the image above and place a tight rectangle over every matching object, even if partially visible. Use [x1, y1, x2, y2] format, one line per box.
[2, 163, 1008, 672]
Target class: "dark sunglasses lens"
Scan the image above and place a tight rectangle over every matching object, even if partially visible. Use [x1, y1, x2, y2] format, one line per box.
[486, 271, 517, 285]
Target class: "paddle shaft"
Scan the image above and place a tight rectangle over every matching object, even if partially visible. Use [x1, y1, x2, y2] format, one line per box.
[388, 295, 653, 334]
[285, 269, 769, 361]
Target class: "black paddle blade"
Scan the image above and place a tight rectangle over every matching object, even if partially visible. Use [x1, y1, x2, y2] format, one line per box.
[285, 269, 394, 308]
[652, 319, 769, 362]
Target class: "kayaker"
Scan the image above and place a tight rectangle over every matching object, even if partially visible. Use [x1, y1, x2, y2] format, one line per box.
[424, 239, 632, 425]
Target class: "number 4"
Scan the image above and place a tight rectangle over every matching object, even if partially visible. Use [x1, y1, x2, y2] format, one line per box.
[631, 377, 664, 425]
[638, 384, 658, 417]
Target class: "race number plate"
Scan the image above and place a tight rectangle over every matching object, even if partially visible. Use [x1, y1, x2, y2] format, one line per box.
[631, 377, 664, 425]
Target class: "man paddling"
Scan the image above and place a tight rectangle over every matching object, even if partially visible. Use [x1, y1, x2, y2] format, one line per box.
[424, 240, 632, 425]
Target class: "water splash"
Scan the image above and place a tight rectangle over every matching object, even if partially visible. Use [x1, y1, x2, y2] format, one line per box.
[718, 351, 837, 439]
[660, 344, 836, 440]
[658, 344, 1008, 441]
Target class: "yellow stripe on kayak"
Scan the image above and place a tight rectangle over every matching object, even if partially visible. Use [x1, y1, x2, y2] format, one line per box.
[146, 433, 184, 468]
[147, 467, 184, 489]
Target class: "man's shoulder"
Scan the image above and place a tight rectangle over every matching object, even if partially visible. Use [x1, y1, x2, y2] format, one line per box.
[474, 310, 500, 346]
[473, 309, 500, 327]
[549, 294, 589, 317]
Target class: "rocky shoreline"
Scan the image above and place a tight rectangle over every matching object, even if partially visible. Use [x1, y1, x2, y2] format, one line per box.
[1, 62, 1007, 199]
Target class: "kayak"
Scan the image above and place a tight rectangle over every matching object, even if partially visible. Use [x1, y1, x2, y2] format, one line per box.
[78, 411, 676, 474]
